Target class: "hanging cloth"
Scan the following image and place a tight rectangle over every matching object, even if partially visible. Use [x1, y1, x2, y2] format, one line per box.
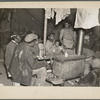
[74, 8, 100, 29]
[53, 8, 70, 25]
[45, 8, 54, 19]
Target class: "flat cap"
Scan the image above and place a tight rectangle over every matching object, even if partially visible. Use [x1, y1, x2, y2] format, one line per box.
[25, 33, 38, 42]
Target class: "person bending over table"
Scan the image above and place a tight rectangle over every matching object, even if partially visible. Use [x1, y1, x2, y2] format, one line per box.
[9, 33, 47, 86]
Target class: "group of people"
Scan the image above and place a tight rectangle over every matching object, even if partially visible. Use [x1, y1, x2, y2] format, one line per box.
[4, 18, 100, 86]
[5, 32, 48, 86]
[45, 20, 76, 58]
[4, 20, 76, 86]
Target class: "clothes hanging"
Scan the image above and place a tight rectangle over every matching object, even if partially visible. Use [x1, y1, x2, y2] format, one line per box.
[54, 8, 70, 25]
[45, 8, 70, 25]
[74, 8, 100, 29]
[45, 8, 54, 19]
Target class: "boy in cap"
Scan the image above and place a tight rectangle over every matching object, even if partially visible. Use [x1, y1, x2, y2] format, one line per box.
[9, 33, 47, 86]
[5, 34, 21, 78]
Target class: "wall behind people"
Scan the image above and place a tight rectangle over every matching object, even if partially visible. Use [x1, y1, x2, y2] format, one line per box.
[0, 8, 77, 47]
[0, 9, 13, 47]
[0, 8, 100, 48]
[11, 9, 45, 39]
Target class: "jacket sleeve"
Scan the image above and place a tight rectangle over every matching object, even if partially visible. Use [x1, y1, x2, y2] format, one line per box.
[26, 48, 37, 70]
[5, 45, 11, 68]
[45, 41, 50, 53]
[45, 40, 54, 53]
[59, 29, 64, 44]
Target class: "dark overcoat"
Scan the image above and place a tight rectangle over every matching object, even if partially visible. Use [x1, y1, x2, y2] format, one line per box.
[9, 42, 47, 86]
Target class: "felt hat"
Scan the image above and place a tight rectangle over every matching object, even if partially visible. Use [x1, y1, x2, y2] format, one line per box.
[11, 35, 17, 38]
[25, 33, 38, 42]
[11, 34, 21, 39]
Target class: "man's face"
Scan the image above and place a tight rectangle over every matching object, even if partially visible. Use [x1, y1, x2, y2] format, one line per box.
[50, 34, 55, 40]
[65, 22, 69, 28]
[15, 35, 21, 43]
[29, 41, 35, 47]
[55, 41, 59, 47]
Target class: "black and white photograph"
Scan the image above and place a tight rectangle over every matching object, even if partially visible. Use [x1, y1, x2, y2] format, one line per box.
[0, 8, 100, 87]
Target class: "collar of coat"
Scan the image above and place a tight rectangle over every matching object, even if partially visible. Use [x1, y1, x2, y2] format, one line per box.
[12, 40, 18, 45]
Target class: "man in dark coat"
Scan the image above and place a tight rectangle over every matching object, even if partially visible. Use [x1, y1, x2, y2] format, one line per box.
[5, 34, 21, 77]
[9, 33, 47, 86]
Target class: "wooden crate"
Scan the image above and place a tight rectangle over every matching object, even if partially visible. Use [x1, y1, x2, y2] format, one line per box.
[52, 55, 85, 80]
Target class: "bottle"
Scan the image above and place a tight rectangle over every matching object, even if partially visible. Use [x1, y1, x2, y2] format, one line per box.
[65, 52, 68, 57]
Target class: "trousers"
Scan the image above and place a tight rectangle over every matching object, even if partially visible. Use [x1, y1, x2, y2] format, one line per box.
[32, 67, 47, 86]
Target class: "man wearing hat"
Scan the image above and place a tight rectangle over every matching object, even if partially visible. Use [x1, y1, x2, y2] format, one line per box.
[5, 34, 21, 78]
[9, 33, 47, 86]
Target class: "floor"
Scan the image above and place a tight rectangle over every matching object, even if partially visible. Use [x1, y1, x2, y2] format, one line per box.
[0, 48, 75, 86]
[0, 48, 12, 86]
[0, 61, 12, 86]
[0, 48, 100, 86]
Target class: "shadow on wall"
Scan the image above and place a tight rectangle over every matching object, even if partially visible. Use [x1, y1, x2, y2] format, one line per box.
[0, 31, 12, 47]
[11, 9, 45, 39]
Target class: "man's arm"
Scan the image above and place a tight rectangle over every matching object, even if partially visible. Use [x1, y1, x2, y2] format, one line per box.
[5, 46, 12, 68]
[59, 29, 63, 44]
[26, 48, 37, 70]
